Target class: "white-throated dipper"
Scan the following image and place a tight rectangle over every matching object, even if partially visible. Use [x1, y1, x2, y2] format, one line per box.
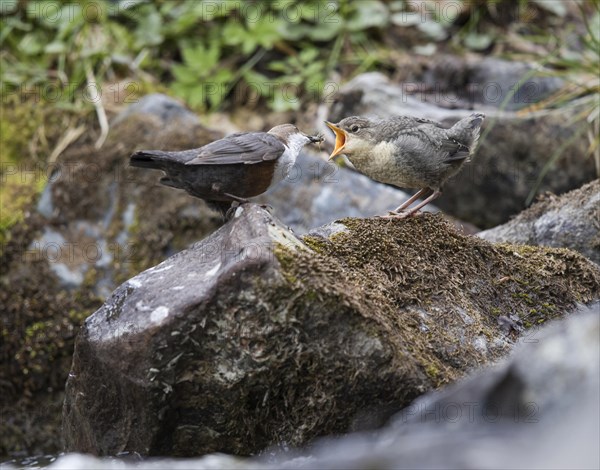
[130, 124, 323, 215]
[325, 113, 485, 218]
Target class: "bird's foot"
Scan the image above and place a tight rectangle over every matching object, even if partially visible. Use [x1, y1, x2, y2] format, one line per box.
[378, 210, 422, 219]
[224, 206, 237, 220]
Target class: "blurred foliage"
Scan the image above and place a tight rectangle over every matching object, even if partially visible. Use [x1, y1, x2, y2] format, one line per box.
[0, 0, 597, 117]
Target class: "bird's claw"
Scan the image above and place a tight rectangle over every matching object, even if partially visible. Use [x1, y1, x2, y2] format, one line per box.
[378, 210, 422, 219]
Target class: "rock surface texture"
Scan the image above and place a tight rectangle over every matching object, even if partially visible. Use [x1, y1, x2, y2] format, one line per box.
[324, 72, 596, 228]
[480, 180, 600, 265]
[42, 306, 600, 469]
[63, 205, 600, 457]
[280, 304, 600, 470]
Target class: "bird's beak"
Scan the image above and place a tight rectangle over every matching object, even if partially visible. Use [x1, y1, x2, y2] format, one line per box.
[307, 132, 324, 144]
[325, 122, 346, 160]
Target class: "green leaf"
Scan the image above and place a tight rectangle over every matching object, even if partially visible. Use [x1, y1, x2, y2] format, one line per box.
[278, 22, 309, 41]
[270, 86, 300, 112]
[44, 41, 66, 54]
[221, 21, 248, 46]
[172, 64, 198, 84]
[299, 47, 319, 63]
[0, 0, 18, 14]
[307, 20, 342, 41]
[134, 9, 163, 48]
[18, 33, 44, 55]
[346, 1, 389, 32]
[248, 17, 282, 49]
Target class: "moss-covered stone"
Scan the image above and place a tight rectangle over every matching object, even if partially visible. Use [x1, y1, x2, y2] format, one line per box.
[63, 206, 599, 458]
[269, 214, 600, 391]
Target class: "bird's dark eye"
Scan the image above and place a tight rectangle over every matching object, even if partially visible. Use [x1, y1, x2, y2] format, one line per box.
[350, 125, 360, 132]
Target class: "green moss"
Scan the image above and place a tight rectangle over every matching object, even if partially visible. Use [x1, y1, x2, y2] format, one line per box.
[425, 364, 440, 379]
[302, 235, 328, 254]
[0, 100, 44, 245]
[263, 214, 600, 394]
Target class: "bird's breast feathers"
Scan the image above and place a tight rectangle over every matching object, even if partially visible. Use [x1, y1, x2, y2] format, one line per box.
[346, 140, 399, 182]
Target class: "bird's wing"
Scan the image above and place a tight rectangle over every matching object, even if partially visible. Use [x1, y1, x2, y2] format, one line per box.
[185, 132, 286, 165]
[390, 116, 445, 130]
[439, 138, 471, 162]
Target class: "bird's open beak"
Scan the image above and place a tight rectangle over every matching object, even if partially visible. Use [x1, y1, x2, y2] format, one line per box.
[325, 122, 346, 160]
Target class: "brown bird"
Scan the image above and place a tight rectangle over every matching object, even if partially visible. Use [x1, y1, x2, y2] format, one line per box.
[130, 124, 323, 215]
[325, 113, 485, 218]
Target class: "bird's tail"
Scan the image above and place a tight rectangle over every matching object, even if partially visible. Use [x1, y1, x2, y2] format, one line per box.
[130, 150, 177, 169]
[448, 113, 485, 151]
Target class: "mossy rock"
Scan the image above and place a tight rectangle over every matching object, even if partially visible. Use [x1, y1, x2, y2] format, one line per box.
[63, 205, 599, 457]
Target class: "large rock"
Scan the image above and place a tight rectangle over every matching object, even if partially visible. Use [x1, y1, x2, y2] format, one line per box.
[323, 72, 596, 228]
[422, 56, 564, 111]
[0, 94, 223, 456]
[63, 204, 600, 457]
[41, 304, 600, 469]
[479, 180, 600, 265]
[280, 303, 600, 469]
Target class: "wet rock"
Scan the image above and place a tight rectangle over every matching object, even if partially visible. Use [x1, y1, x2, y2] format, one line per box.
[324, 72, 596, 228]
[42, 305, 600, 469]
[63, 205, 600, 457]
[480, 180, 600, 265]
[112, 93, 199, 126]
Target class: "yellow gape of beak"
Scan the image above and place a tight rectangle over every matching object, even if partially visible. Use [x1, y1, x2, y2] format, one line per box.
[325, 122, 347, 161]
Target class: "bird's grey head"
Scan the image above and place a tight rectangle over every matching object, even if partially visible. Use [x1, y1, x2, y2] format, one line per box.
[268, 124, 323, 154]
[325, 116, 378, 160]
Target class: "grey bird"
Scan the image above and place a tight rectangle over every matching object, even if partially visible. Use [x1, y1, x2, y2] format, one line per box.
[130, 124, 323, 215]
[325, 113, 485, 218]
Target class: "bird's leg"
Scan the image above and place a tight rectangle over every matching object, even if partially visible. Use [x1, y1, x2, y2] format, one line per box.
[388, 188, 431, 215]
[222, 192, 250, 204]
[382, 190, 441, 219]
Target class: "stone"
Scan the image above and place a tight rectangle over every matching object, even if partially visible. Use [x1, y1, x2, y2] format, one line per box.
[480, 180, 600, 265]
[63, 205, 600, 457]
[0, 94, 224, 457]
[1, 94, 439, 457]
[276, 303, 600, 469]
[39, 306, 600, 469]
[323, 72, 596, 228]
[422, 56, 564, 111]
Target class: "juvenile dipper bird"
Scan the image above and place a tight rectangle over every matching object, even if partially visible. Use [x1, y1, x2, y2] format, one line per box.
[130, 124, 323, 215]
[325, 113, 485, 218]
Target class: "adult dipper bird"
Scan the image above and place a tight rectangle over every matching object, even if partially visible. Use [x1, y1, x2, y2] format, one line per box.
[130, 124, 323, 215]
[325, 113, 484, 218]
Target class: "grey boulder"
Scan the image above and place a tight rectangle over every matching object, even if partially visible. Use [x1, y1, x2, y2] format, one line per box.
[480, 179, 600, 264]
